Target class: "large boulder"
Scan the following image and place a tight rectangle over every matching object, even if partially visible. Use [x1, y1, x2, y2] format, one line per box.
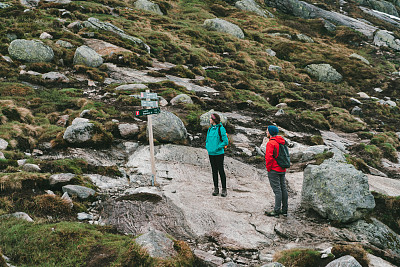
[20, 0, 40, 8]
[118, 123, 139, 138]
[73, 45, 103, 67]
[135, 229, 177, 258]
[0, 212, 33, 222]
[373, 30, 400, 51]
[203, 18, 245, 39]
[305, 64, 343, 83]
[200, 109, 228, 127]
[348, 218, 400, 256]
[134, 0, 163, 15]
[63, 119, 94, 144]
[150, 110, 187, 143]
[301, 157, 375, 223]
[235, 0, 274, 18]
[49, 173, 76, 186]
[170, 94, 193, 106]
[8, 39, 54, 63]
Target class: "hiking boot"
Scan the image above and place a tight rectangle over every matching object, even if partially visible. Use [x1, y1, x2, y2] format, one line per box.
[282, 212, 288, 217]
[221, 188, 227, 197]
[212, 187, 219, 196]
[265, 210, 280, 217]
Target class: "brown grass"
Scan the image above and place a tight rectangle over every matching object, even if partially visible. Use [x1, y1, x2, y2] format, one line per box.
[331, 244, 369, 267]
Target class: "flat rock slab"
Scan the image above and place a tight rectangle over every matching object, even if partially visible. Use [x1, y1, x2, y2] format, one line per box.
[368, 174, 400, 197]
[126, 144, 303, 250]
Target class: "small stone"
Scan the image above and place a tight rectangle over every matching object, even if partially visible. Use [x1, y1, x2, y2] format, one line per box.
[40, 32, 53, 39]
[357, 92, 370, 99]
[374, 87, 383, 93]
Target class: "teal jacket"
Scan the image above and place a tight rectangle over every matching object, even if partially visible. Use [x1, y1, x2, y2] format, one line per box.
[206, 123, 229, 155]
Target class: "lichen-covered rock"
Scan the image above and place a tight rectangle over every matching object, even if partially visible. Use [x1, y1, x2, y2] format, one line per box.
[170, 94, 193, 106]
[373, 30, 400, 51]
[8, 39, 54, 63]
[56, 40, 74, 48]
[348, 218, 400, 256]
[118, 123, 139, 138]
[22, 163, 41, 172]
[296, 33, 314, 43]
[49, 173, 76, 186]
[135, 229, 177, 258]
[62, 185, 96, 199]
[0, 2, 11, 8]
[356, 0, 398, 17]
[0, 212, 33, 222]
[42, 72, 70, 83]
[150, 110, 187, 143]
[20, 0, 39, 8]
[200, 110, 228, 127]
[73, 45, 103, 67]
[301, 158, 375, 223]
[0, 138, 8, 150]
[235, 0, 274, 18]
[305, 64, 343, 83]
[63, 120, 94, 144]
[134, 0, 163, 15]
[203, 18, 245, 39]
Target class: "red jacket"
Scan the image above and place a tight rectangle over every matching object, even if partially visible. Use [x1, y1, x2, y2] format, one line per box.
[265, 136, 286, 172]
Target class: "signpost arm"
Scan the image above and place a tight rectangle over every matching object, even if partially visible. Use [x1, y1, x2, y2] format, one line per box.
[146, 90, 157, 186]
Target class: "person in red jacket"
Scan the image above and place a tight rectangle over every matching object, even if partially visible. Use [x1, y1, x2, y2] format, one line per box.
[265, 125, 288, 217]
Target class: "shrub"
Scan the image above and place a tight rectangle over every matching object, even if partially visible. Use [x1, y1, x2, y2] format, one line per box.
[349, 143, 382, 168]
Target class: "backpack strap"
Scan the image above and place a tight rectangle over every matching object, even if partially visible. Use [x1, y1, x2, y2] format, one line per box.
[218, 124, 223, 142]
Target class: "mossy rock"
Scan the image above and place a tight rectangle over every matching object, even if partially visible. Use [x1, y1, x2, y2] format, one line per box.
[328, 108, 366, 132]
[8, 39, 54, 63]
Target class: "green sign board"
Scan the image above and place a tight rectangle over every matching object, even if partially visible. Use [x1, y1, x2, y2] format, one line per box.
[135, 107, 161, 116]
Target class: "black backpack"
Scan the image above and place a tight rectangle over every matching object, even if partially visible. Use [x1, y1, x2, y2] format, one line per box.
[218, 125, 228, 148]
[274, 141, 290, 168]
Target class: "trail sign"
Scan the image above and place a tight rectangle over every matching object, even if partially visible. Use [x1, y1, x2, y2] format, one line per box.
[140, 92, 158, 99]
[135, 107, 160, 116]
[141, 100, 159, 108]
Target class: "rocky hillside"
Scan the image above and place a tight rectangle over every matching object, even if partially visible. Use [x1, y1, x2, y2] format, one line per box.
[0, 0, 400, 266]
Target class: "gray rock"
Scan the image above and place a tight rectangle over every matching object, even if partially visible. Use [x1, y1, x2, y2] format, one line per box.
[80, 109, 90, 118]
[203, 18, 245, 39]
[296, 33, 314, 43]
[0, 152, 4, 159]
[276, 103, 287, 108]
[77, 212, 93, 221]
[378, 99, 397, 107]
[2, 55, 13, 63]
[20, 0, 39, 8]
[235, 0, 274, 18]
[56, 40, 74, 48]
[61, 192, 73, 208]
[150, 110, 187, 143]
[356, 0, 398, 17]
[266, 48, 276, 56]
[115, 84, 148, 90]
[84, 17, 150, 53]
[305, 63, 342, 83]
[49, 173, 76, 186]
[86, 174, 129, 191]
[350, 97, 362, 105]
[57, 114, 69, 127]
[73, 45, 103, 68]
[134, 0, 163, 15]
[373, 30, 400, 51]
[326, 255, 361, 267]
[159, 96, 168, 107]
[301, 159, 375, 223]
[0, 138, 8, 150]
[200, 109, 228, 127]
[357, 92, 370, 99]
[17, 159, 27, 166]
[222, 262, 238, 267]
[194, 249, 224, 267]
[135, 229, 177, 258]
[39, 32, 52, 40]
[0, 2, 12, 8]
[22, 163, 41, 172]
[8, 39, 54, 62]
[348, 218, 400, 256]
[322, 19, 336, 31]
[0, 212, 33, 222]
[42, 72, 69, 83]
[351, 106, 363, 116]
[170, 94, 193, 106]
[45, 0, 71, 3]
[360, 6, 400, 28]
[63, 120, 94, 144]
[269, 65, 282, 72]
[349, 53, 370, 65]
[275, 109, 285, 116]
[118, 123, 139, 138]
[268, 32, 292, 39]
[62, 185, 96, 199]
[290, 144, 330, 163]
[265, 0, 377, 38]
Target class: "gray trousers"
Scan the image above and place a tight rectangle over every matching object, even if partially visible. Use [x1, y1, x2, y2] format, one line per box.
[268, 170, 288, 213]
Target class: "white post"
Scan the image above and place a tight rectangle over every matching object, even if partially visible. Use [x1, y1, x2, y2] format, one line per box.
[146, 89, 157, 186]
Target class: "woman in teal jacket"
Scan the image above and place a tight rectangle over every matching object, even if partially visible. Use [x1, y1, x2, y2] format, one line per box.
[206, 113, 229, 197]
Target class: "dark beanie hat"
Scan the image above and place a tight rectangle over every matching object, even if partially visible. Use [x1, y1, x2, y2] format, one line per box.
[268, 125, 279, 136]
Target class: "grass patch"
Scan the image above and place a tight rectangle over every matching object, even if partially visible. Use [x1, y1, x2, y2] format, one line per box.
[371, 192, 400, 235]
[331, 244, 369, 267]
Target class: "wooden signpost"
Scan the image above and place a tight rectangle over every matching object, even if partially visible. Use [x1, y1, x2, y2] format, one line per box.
[135, 90, 160, 186]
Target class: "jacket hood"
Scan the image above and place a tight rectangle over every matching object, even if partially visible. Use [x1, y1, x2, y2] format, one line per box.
[271, 136, 286, 144]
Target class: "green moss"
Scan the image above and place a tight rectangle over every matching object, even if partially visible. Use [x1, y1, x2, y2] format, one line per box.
[273, 248, 334, 267]
[328, 108, 366, 132]
[350, 143, 382, 168]
[371, 192, 400, 235]
[299, 110, 330, 130]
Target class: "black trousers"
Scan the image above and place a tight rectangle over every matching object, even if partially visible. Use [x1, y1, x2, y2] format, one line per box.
[209, 154, 226, 189]
[268, 170, 288, 213]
